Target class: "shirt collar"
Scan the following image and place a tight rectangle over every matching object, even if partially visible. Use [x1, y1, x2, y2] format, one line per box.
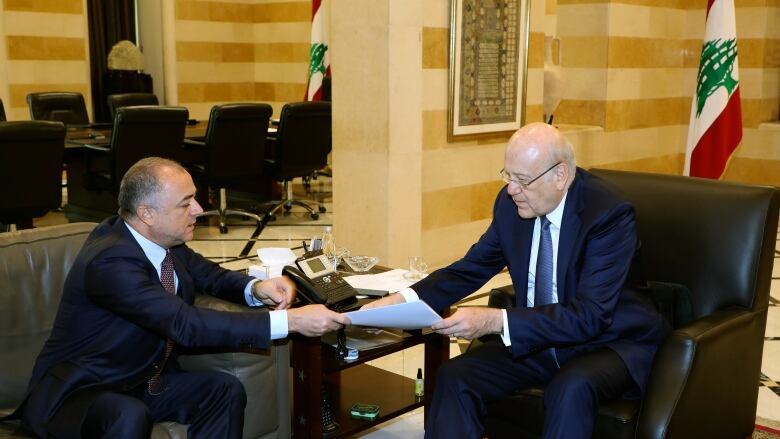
[545, 191, 568, 229]
[124, 220, 168, 270]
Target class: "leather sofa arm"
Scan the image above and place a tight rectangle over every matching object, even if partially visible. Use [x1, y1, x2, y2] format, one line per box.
[177, 295, 290, 439]
[637, 308, 765, 439]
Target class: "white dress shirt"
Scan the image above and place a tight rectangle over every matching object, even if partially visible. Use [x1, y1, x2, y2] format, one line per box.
[124, 221, 288, 340]
[399, 192, 568, 346]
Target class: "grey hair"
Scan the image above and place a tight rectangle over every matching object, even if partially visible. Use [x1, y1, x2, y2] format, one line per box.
[117, 157, 186, 220]
[551, 137, 576, 171]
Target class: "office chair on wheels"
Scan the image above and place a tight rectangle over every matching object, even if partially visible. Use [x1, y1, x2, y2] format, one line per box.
[265, 101, 331, 220]
[81, 106, 189, 196]
[186, 103, 273, 234]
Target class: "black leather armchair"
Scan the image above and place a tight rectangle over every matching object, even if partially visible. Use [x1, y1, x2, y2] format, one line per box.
[0, 121, 66, 231]
[106, 93, 159, 121]
[26, 92, 89, 126]
[480, 169, 779, 439]
[0, 98, 7, 121]
[186, 103, 273, 234]
[265, 101, 331, 220]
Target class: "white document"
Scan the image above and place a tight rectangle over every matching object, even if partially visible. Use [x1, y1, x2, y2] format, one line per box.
[343, 268, 416, 293]
[344, 301, 442, 330]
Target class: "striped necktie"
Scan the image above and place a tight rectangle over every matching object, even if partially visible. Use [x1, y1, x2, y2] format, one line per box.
[535, 216, 554, 307]
[534, 216, 560, 367]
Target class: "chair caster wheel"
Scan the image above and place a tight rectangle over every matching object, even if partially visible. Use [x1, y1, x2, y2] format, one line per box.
[283, 202, 292, 211]
[318, 205, 326, 213]
[311, 213, 319, 220]
[219, 225, 228, 234]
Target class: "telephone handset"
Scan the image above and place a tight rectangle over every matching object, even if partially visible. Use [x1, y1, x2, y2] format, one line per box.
[282, 253, 358, 310]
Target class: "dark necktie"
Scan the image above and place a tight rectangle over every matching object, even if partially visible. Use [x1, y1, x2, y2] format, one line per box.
[148, 250, 175, 395]
[533, 216, 559, 367]
[535, 216, 554, 307]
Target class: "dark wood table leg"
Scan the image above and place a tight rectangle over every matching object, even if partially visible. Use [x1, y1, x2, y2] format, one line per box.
[423, 333, 450, 425]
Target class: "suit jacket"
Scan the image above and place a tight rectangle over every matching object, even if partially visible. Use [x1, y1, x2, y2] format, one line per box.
[21, 216, 270, 437]
[413, 168, 669, 394]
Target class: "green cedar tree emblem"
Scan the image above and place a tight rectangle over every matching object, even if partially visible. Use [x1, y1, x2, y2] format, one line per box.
[695, 38, 738, 117]
[309, 43, 328, 77]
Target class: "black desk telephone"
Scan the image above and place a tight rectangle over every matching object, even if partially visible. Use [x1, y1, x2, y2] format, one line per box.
[282, 252, 359, 311]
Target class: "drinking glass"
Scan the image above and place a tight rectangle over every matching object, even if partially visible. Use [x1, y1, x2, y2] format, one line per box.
[407, 256, 428, 280]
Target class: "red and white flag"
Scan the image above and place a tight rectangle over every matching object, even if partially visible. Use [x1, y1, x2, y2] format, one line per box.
[306, 0, 330, 101]
[684, 0, 742, 179]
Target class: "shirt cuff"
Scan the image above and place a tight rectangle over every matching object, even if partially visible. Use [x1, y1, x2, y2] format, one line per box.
[398, 288, 419, 303]
[245, 279, 263, 307]
[269, 310, 288, 340]
[500, 309, 512, 346]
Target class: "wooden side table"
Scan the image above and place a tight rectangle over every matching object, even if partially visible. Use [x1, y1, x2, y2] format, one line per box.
[291, 329, 449, 438]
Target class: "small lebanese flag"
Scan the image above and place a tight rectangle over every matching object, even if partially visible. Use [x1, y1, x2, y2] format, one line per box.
[684, 0, 742, 179]
[306, 0, 331, 101]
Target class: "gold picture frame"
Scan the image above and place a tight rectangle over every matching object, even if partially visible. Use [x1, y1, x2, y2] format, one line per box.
[448, 0, 530, 141]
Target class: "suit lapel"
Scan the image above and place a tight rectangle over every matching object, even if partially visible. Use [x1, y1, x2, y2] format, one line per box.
[510, 210, 534, 308]
[117, 219, 194, 304]
[170, 249, 194, 304]
[556, 170, 584, 303]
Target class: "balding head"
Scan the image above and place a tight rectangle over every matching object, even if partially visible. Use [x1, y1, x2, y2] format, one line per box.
[506, 122, 576, 176]
[502, 123, 577, 218]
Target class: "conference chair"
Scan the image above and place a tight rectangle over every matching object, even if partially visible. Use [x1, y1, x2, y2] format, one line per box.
[106, 92, 159, 121]
[186, 103, 273, 234]
[0, 98, 6, 121]
[81, 106, 188, 199]
[26, 92, 90, 126]
[477, 169, 779, 439]
[0, 121, 66, 231]
[265, 101, 331, 220]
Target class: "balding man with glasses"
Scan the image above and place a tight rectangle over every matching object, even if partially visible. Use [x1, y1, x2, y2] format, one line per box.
[365, 122, 668, 439]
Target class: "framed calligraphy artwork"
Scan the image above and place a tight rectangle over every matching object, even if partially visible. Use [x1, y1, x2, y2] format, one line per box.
[448, 0, 530, 140]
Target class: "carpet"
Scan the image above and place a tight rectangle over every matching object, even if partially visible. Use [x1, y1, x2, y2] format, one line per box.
[755, 417, 780, 438]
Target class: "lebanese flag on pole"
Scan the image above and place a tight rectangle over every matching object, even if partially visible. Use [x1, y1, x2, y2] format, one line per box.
[684, 0, 742, 179]
[306, 0, 330, 101]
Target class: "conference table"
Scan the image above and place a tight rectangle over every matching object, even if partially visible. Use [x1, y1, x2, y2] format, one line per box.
[64, 120, 277, 148]
[64, 121, 207, 149]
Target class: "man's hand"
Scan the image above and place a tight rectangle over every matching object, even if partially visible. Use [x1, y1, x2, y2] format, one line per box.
[360, 292, 406, 310]
[431, 307, 503, 340]
[287, 305, 351, 337]
[252, 277, 295, 310]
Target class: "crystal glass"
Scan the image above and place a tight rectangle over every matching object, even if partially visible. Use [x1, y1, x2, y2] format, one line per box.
[344, 255, 379, 272]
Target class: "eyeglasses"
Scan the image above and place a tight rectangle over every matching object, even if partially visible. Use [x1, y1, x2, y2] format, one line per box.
[499, 162, 561, 190]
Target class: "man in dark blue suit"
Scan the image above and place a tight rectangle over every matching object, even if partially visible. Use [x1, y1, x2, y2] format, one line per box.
[20, 157, 348, 438]
[366, 123, 668, 438]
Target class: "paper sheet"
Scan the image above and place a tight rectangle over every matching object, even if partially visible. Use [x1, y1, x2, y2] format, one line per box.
[343, 268, 417, 294]
[344, 300, 442, 330]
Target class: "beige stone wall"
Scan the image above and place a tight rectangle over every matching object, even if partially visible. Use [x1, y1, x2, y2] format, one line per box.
[171, 0, 310, 119]
[553, 0, 780, 186]
[0, 0, 312, 121]
[0, 0, 91, 120]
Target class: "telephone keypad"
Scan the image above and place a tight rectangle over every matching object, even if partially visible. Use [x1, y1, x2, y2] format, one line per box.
[312, 274, 354, 305]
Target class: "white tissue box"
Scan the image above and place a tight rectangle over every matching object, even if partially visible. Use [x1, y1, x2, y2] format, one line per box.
[248, 264, 286, 280]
